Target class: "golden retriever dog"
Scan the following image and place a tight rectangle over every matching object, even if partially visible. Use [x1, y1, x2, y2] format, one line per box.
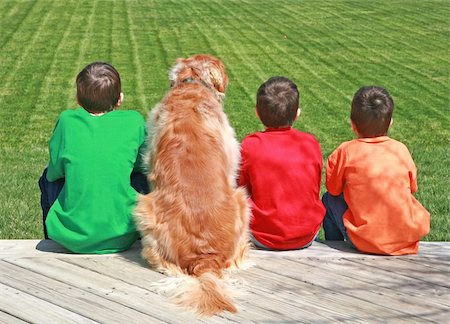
[134, 54, 250, 316]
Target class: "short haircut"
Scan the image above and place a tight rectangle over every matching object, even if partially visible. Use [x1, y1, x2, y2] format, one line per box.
[76, 62, 121, 113]
[256, 76, 299, 128]
[351, 86, 394, 137]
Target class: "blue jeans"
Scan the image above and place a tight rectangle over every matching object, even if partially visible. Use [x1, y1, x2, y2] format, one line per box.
[322, 192, 352, 243]
[249, 231, 318, 251]
[38, 168, 150, 239]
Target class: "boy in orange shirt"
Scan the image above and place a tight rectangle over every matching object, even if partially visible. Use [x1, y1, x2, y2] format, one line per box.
[322, 86, 430, 255]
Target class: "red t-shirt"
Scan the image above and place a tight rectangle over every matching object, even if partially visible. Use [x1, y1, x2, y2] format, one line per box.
[238, 127, 325, 250]
[326, 136, 430, 255]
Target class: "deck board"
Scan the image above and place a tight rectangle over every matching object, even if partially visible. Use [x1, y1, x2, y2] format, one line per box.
[0, 240, 448, 323]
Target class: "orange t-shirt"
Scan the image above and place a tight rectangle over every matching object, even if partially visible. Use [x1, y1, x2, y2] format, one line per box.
[326, 136, 430, 255]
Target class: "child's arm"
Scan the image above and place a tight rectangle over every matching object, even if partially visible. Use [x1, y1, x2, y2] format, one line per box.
[408, 159, 418, 194]
[237, 144, 252, 195]
[326, 147, 345, 196]
[47, 117, 65, 182]
[133, 115, 148, 174]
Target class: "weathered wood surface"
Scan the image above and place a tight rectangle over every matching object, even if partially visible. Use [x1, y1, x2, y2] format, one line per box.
[0, 240, 448, 323]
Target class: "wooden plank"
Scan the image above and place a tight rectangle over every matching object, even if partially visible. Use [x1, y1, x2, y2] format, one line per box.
[288, 257, 449, 305]
[0, 310, 28, 324]
[353, 257, 450, 288]
[406, 256, 450, 271]
[0, 281, 95, 324]
[63, 256, 310, 322]
[237, 265, 415, 323]
[0, 260, 166, 323]
[0, 240, 447, 259]
[1, 240, 449, 322]
[0, 239, 141, 258]
[250, 241, 450, 259]
[65, 255, 399, 322]
[4, 257, 223, 323]
[253, 256, 443, 322]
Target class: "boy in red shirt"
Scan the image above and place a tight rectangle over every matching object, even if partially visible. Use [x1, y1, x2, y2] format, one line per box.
[323, 86, 430, 255]
[238, 76, 325, 250]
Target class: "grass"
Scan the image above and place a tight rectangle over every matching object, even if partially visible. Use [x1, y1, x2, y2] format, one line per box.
[0, 0, 448, 240]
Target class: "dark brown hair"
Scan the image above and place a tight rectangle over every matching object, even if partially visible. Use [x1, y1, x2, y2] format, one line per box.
[256, 76, 299, 128]
[76, 62, 121, 113]
[351, 86, 394, 137]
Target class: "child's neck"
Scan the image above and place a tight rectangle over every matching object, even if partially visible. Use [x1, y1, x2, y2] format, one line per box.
[265, 125, 292, 130]
[85, 108, 113, 117]
[89, 112, 106, 116]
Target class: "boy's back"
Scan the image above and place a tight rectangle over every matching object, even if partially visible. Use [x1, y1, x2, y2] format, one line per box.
[240, 127, 325, 250]
[45, 108, 146, 253]
[326, 136, 429, 255]
[323, 86, 429, 256]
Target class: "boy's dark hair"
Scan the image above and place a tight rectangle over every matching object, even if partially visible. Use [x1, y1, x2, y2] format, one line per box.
[256, 76, 299, 128]
[351, 86, 394, 137]
[76, 62, 121, 113]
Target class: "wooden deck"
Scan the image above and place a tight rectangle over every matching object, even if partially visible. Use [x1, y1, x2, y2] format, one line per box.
[0, 240, 448, 323]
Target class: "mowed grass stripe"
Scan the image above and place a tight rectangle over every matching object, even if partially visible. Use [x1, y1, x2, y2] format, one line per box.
[304, 4, 449, 115]
[123, 0, 148, 110]
[239, 0, 351, 99]
[272, 3, 363, 88]
[203, 0, 289, 80]
[192, 0, 270, 133]
[384, 2, 448, 50]
[0, 1, 56, 90]
[29, 1, 86, 142]
[119, 0, 171, 111]
[83, 0, 114, 63]
[196, 0, 269, 88]
[154, 0, 184, 61]
[217, 0, 345, 94]
[234, 0, 356, 124]
[0, 0, 37, 48]
[333, 1, 449, 79]
[276, 4, 449, 127]
[211, 0, 357, 138]
[339, 1, 449, 61]
[291, 2, 448, 102]
[163, 0, 263, 135]
[66, 0, 98, 109]
[204, 0, 351, 142]
[0, 0, 447, 240]
[155, 0, 261, 123]
[0, 1, 75, 138]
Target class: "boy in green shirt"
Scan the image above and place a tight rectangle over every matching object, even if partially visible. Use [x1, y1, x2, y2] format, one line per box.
[38, 62, 149, 254]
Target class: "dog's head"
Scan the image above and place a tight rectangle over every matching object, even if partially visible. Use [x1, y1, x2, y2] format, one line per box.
[168, 54, 228, 102]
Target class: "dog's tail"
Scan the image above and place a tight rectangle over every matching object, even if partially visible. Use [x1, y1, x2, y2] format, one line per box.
[154, 261, 237, 317]
[178, 272, 237, 316]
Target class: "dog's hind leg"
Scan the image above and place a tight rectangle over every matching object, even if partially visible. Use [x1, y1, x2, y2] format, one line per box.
[134, 194, 163, 268]
[134, 194, 184, 276]
[227, 187, 251, 270]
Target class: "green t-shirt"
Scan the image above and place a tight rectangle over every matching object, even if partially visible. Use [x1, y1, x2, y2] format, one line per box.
[46, 108, 146, 254]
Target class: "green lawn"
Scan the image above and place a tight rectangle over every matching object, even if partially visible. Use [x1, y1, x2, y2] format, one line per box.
[0, 0, 448, 240]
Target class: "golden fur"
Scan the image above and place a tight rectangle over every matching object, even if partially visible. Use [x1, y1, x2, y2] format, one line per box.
[134, 54, 250, 316]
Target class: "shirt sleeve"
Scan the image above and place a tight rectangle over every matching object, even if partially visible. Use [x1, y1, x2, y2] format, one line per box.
[326, 146, 345, 196]
[133, 117, 148, 173]
[408, 157, 418, 194]
[46, 116, 65, 182]
[237, 141, 252, 195]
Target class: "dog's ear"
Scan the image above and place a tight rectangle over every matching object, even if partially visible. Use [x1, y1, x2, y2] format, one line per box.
[169, 58, 200, 87]
[169, 58, 188, 86]
[191, 54, 228, 94]
[207, 60, 228, 94]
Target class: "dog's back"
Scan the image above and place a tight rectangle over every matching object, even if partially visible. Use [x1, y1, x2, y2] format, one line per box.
[151, 81, 241, 266]
[135, 54, 249, 316]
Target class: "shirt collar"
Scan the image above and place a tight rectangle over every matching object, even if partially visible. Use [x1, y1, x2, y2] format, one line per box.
[357, 136, 390, 143]
[264, 126, 292, 132]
